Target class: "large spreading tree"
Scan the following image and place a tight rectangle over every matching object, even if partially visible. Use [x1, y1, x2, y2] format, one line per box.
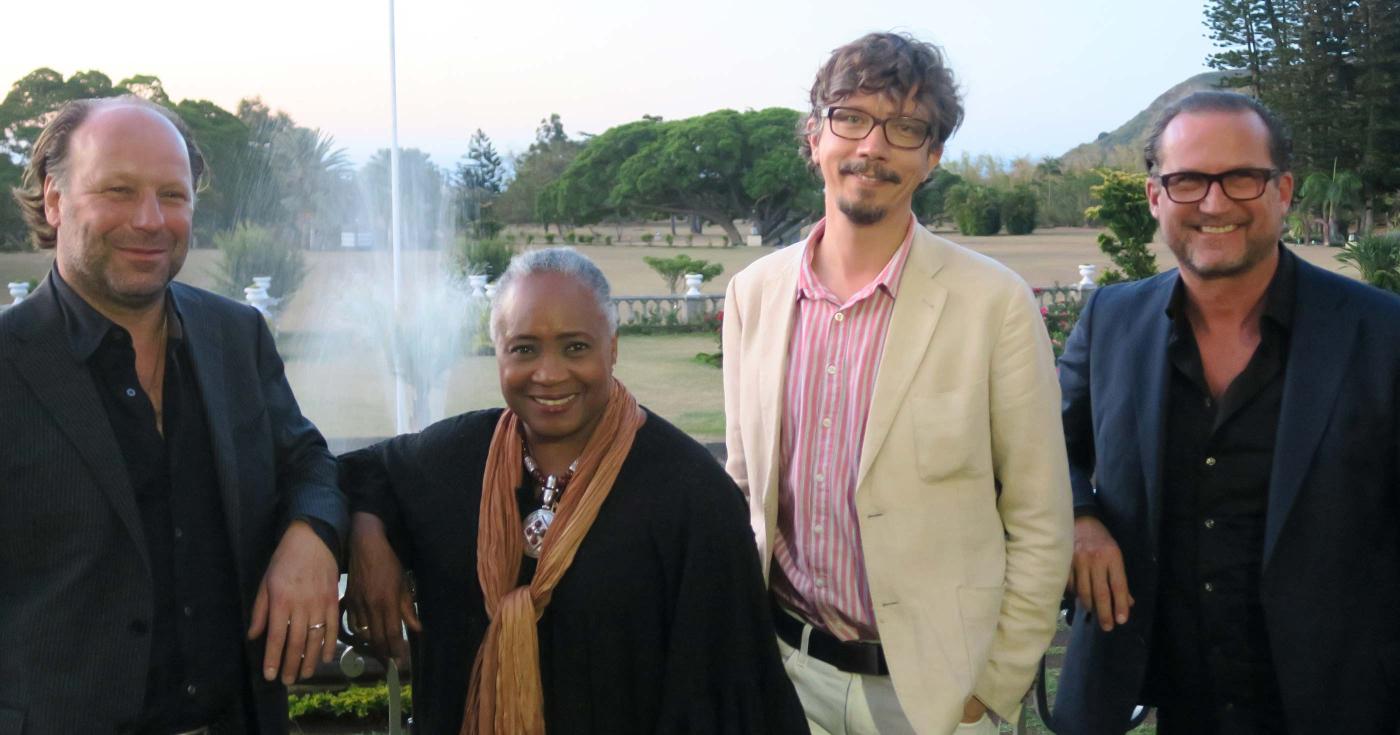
[543, 108, 819, 245]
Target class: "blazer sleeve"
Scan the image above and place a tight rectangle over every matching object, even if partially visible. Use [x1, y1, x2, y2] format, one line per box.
[1057, 288, 1100, 515]
[255, 310, 348, 554]
[973, 282, 1075, 720]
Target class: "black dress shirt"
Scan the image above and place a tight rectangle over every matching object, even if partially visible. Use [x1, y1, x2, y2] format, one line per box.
[51, 272, 247, 733]
[1146, 247, 1296, 734]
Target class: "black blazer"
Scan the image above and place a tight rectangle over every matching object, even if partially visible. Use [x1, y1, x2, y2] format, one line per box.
[1053, 257, 1400, 735]
[0, 276, 347, 735]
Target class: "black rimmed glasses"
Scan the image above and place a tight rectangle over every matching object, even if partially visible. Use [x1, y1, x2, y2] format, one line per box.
[1154, 167, 1281, 204]
[824, 106, 933, 149]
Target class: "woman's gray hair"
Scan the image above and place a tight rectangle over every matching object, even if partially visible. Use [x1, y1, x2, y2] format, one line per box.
[489, 247, 618, 343]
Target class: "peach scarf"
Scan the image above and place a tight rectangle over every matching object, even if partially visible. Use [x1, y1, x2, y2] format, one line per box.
[462, 379, 644, 734]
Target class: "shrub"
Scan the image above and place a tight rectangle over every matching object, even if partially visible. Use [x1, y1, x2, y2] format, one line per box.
[686, 234, 695, 245]
[1336, 233, 1400, 294]
[665, 234, 675, 246]
[605, 235, 613, 246]
[1035, 290, 1084, 359]
[456, 238, 517, 280]
[476, 220, 504, 239]
[564, 232, 576, 244]
[526, 235, 535, 245]
[640, 233, 655, 243]
[288, 683, 413, 721]
[544, 233, 555, 244]
[1002, 186, 1038, 235]
[642, 254, 724, 293]
[211, 224, 306, 302]
[947, 183, 1002, 236]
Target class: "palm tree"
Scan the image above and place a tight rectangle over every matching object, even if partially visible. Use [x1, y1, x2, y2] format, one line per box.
[275, 127, 353, 249]
[1336, 234, 1400, 295]
[1297, 159, 1362, 245]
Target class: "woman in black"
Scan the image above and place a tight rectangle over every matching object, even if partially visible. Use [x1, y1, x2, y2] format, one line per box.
[340, 248, 805, 734]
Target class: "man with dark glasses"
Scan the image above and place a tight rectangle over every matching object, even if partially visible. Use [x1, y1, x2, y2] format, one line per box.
[1056, 90, 1400, 733]
[723, 32, 1072, 734]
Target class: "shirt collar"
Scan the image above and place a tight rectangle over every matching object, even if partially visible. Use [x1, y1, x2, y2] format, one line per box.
[1165, 243, 1297, 331]
[797, 213, 916, 304]
[50, 267, 185, 362]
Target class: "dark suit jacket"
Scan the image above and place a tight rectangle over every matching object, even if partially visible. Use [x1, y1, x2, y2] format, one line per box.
[0, 276, 347, 735]
[1053, 257, 1400, 735]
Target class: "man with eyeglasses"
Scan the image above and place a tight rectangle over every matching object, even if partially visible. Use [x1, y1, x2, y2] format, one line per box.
[723, 32, 1072, 734]
[1054, 90, 1400, 734]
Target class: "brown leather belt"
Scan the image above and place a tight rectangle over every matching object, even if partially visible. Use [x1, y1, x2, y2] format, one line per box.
[771, 599, 889, 676]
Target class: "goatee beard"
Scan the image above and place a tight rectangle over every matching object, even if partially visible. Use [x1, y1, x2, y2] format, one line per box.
[838, 197, 888, 226]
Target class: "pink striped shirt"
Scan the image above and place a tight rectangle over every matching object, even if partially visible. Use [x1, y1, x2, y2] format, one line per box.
[772, 215, 914, 642]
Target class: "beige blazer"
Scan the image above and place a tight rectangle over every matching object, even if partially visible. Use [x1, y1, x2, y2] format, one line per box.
[722, 223, 1073, 733]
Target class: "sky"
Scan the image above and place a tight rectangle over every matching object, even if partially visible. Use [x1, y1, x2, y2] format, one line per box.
[2, 0, 1219, 170]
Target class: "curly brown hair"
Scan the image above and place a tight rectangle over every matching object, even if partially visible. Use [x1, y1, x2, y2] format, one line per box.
[10, 95, 207, 250]
[799, 32, 964, 171]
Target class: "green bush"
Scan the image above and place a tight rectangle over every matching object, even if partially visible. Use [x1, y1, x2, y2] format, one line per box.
[1003, 186, 1039, 235]
[1085, 169, 1158, 284]
[456, 238, 518, 280]
[544, 233, 555, 244]
[211, 224, 306, 302]
[640, 233, 655, 243]
[476, 220, 505, 239]
[947, 183, 1002, 236]
[665, 234, 675, 246]
[1336, 233, 1400, 294]
[288, 683, 413, 721]
[526, 235, 535, 245]
[605, 235, 613, 246]
[642, 254, 724, 293]
[564, 232, 576, 244]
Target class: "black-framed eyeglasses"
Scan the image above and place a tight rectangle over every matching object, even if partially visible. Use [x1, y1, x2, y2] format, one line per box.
[1154, 167, 1281, 204]
[824, 106, 932, 150]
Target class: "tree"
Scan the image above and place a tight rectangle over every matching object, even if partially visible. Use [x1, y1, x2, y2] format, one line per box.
[913, 169, 964, 226]
[552, 108, 819, 246]
[173, 98, 251, 241]
[1298, 160, 1364, 244]
[1085, 170, 1158, 284]
[642, 254, 724, 294]
[211, 224, 306, 302]
[360, 148, 447, 249]
[453, 129, 505, 236]
[275, 126, 354, 249]
[496, 114, 583, 228]
[0, 68, 119, 161]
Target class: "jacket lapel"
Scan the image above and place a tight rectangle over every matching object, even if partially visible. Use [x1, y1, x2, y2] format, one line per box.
[171, 287, 245, 571]
[756, 247, 801, 516]
[1130, 275, 1176, 551]
[856, 228, 947, 488]
[8, 277, 150, 575]
[1264, 263, 1354, 568]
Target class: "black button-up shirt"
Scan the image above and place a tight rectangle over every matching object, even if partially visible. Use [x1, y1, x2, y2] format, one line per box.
[52, 272, 245, 733]
[1146, 246, 1296, 734]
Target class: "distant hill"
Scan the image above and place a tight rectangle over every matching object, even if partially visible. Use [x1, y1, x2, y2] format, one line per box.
[1060, 70, 1240, 169]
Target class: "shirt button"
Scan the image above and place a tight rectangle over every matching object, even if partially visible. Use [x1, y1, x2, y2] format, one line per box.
[813, 525, 824, 534]
[1204, 397, 1213, 408]
[1203, 518, 1216, 529]
[185, 684, 198, 697]
[129, 619, 149, 635]
[814, 578, 826, 588]
[826, 364, 837, 375]
[124, 387, 137, 398]
[1204, 456, 1217, 467]
[173, 527, 184, 540]
[821, 417, 832, 428]
[1203, 582, 1216, 593]
[814, 473, 824, 483]
[833, 312, 844, 323]
[183, 605, 194, 618]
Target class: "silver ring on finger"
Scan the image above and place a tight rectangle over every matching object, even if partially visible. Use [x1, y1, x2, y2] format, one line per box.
[308, 622, 327, 631]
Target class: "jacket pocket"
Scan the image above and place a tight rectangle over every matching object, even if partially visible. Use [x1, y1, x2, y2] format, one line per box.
[912, 383, 989, 481]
